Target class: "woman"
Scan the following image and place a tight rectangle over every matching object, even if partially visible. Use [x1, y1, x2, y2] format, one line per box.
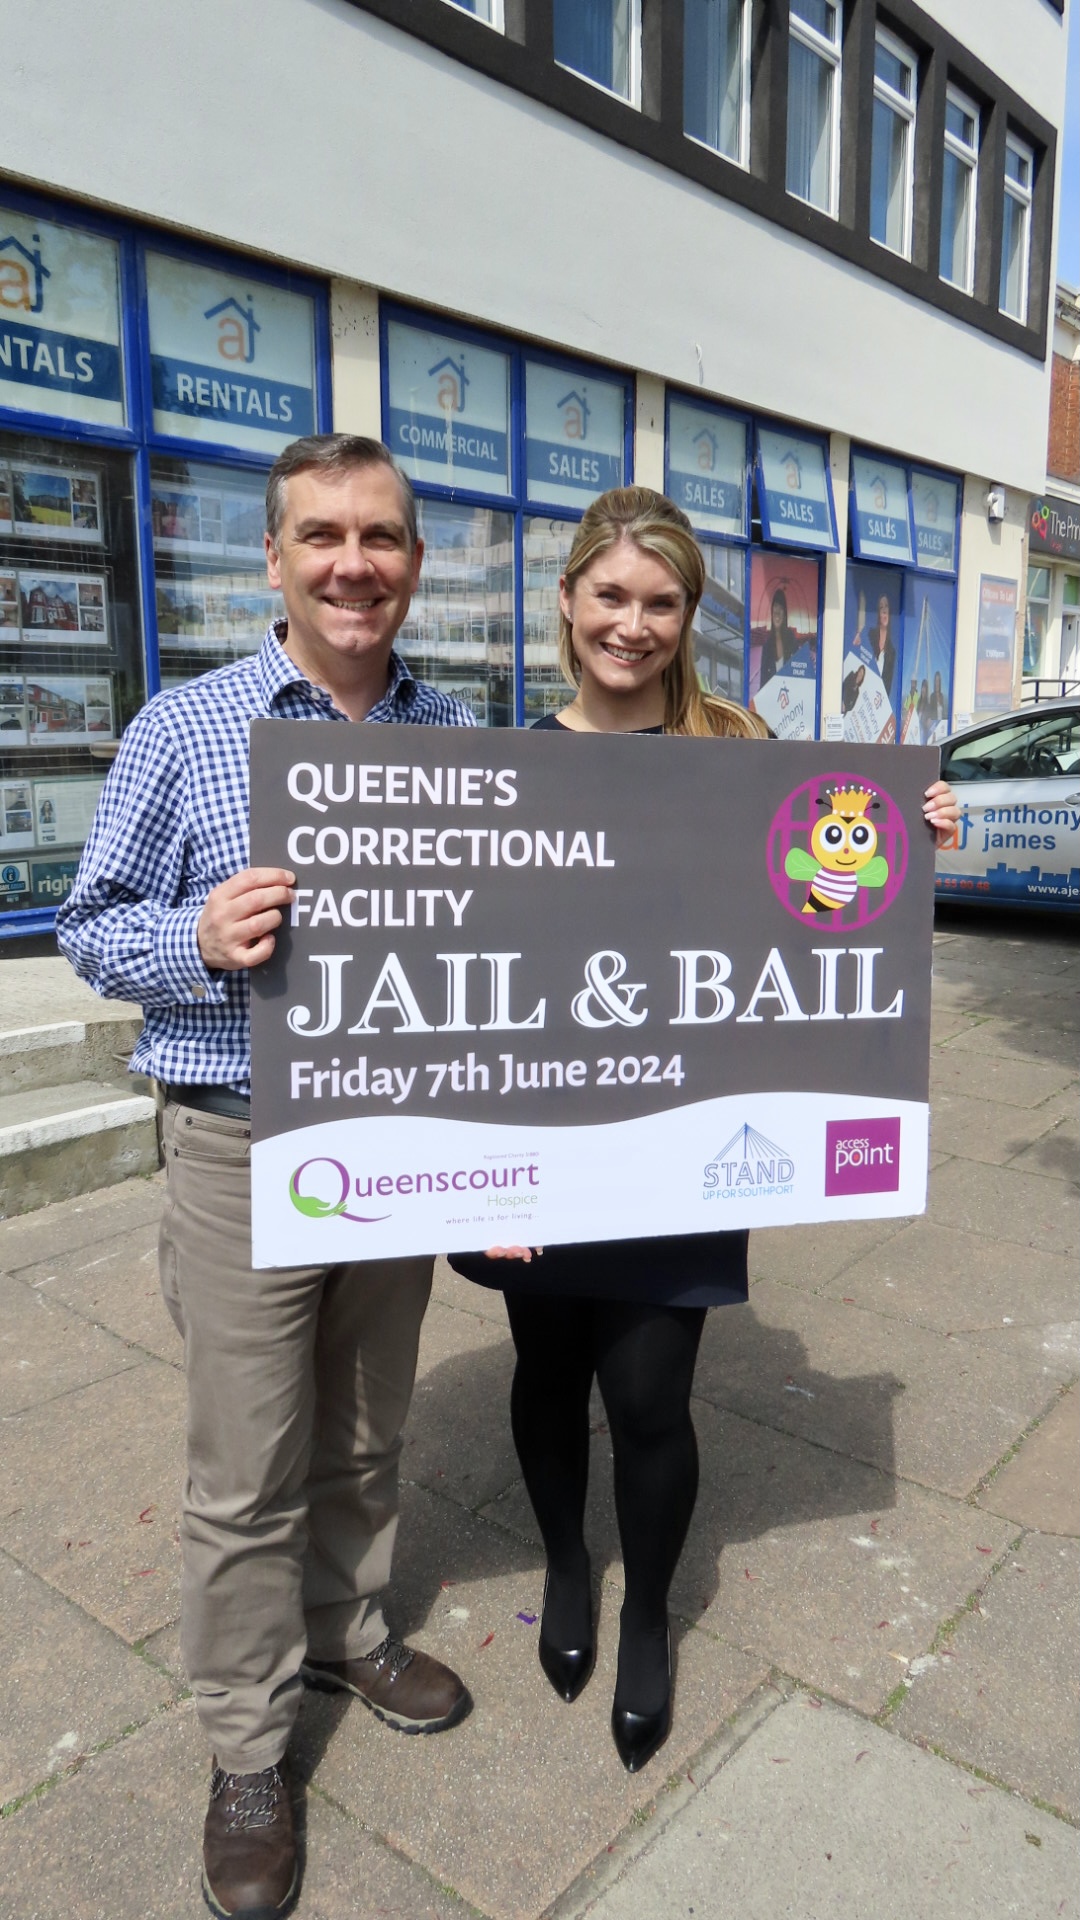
[450, 489, 957, 1774]
[759, 586, 793, 689]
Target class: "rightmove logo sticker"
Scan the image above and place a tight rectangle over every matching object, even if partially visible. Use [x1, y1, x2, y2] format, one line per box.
[703, 1123, 795, 1201]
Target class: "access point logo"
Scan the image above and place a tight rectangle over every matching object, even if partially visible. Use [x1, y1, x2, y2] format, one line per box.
[824, 1118, 901, 1197]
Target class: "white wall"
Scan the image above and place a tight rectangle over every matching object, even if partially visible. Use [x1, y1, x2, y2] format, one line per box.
[0, 0, 1066, 492]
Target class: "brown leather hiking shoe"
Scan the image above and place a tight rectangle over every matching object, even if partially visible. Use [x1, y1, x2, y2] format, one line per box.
[301, 1636, 471, 1734]
[202, 1758, 298, 1919]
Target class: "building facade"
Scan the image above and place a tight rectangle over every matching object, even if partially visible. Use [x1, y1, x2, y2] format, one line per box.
[0, 0, 1071, 932]
[1024, 280, 1080, 693]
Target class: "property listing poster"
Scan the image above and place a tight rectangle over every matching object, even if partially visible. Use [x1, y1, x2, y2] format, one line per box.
[843, 562, 901, 744]
[747, 552, 820, 740]
[249, 727, 939, 1268]
[898, 575, 955, 744]
[974, 577, 1019, 712]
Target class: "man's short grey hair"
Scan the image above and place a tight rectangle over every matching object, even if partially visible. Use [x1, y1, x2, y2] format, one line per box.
[265, 434, 418, 550]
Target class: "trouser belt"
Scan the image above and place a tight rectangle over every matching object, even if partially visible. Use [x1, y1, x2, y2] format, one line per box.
[164, 1083, 251, 1119]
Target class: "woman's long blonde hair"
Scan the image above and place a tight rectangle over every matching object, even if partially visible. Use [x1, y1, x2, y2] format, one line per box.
[558, 488, 769, 739]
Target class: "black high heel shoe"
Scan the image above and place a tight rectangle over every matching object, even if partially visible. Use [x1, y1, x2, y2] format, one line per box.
[610, 1628, 672, 1773]
[538, 1570, 595, 1704]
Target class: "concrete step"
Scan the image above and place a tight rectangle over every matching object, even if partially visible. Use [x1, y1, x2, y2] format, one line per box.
[0, 1017, 144, 1097]
[0, 1079, 160, 1220]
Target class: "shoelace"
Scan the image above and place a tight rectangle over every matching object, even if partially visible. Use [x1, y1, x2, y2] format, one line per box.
[365, 1635, 416, 1682]
[209, 1764, 285, 1832]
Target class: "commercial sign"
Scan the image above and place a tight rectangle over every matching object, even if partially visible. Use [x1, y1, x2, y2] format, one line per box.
[386, 320, 511, 497]
[145, 253, 317, 455]
[1028, 494, 1080, 564]
[974, 575, 1018, 711]
[524, 361, 625, 510]
[0, 207, 124, 429]
[666, 399, 748, 540]
[755, 428, 837, 551]
[911, 469, 959, 574]
[850, 453, 915, 565]
[249, 729, 938, 1267]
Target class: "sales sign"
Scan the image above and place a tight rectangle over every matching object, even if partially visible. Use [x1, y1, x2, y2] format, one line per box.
[911, 469, 959, 574]
[250, 729, 938, 1267]
[386, 321, 511, 496]
[524, 361, 625, 511]
[146, 253, 317, 455]
[0, 208, 124, 429]
[666, 399, 748, 540]
[755, 428, 837, 551]
[850, 454, 915, 565]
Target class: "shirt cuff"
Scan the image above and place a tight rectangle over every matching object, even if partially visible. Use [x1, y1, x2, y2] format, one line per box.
[152, 902, 228, 1006]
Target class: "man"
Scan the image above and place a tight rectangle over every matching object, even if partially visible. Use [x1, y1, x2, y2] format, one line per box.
[58, 435, 475, 1920]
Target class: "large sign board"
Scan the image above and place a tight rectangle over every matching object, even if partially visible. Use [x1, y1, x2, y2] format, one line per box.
[250, 729, 939, 1267]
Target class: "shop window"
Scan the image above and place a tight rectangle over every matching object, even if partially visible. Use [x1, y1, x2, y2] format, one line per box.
[440, 0, 503, 24]
[0, 190, 330, 933]
[664, 394, 825, 739]
[746, 549, 821, 740]
[1000, 134, 1034, 324]
[553, 0, 641, 105]
[694, 539, 747, 702]
[0, 431, 143, 914]
[844, 448, 959, 746]
[683, 0, 750, 167]
[384, 308, 632, 726]
[1023, 565, 1051, 676]
[150, 458, 283, 688]
[786, 0, 841, 218]
[398, 498, 514, 727]
[940, 86, 979, 293]
[1061, 575, 1080, 680]
[523, 515, 577, 721]
[870, 29, 916, 259]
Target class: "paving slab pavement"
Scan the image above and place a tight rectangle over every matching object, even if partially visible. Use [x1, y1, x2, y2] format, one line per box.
[1, 906, 1077, 1917]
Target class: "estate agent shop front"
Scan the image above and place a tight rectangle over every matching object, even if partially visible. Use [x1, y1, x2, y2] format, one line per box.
[1, 188, 971, 939]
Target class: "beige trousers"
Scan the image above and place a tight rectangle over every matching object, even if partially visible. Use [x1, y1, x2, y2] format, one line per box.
[159, 1099, 433, 1772]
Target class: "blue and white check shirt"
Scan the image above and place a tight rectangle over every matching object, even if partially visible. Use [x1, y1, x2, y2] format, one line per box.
[57, 623, 476, 1094]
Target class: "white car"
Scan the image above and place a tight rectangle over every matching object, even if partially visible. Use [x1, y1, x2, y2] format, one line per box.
[934, 698, 1080, 911]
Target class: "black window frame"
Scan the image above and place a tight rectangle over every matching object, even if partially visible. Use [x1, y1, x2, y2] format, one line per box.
[346, 0, 1057, 361]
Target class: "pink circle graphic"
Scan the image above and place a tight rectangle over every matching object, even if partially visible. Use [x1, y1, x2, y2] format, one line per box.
[766, 771, 909, 929]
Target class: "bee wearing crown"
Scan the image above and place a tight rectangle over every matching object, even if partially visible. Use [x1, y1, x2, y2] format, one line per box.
[784, 786, 889, 913]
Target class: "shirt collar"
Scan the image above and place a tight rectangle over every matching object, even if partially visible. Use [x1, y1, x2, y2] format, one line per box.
[255, 619, 419, 719]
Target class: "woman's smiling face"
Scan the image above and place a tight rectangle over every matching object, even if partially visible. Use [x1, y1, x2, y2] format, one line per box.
[559, 538, 687, 697]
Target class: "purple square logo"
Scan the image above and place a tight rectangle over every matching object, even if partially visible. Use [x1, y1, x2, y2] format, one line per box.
[825, 1118, 901, 1196]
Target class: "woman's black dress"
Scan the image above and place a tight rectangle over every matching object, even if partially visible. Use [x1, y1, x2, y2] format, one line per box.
[446, 712, 750, 1311]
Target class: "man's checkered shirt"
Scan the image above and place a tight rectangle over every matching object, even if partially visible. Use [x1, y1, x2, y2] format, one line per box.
[56, 624, 476, 1095]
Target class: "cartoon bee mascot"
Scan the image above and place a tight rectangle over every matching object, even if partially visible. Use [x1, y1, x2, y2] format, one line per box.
[785, 786, 890, 913]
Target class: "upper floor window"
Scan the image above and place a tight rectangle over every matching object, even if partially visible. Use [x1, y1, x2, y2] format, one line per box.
[683, 0, 751, 168]
[786, 0, 841, 217]
[553, 0, 641, 105]
[870, 28, 916, 257]
[940, 85, 978, 292]
[440, 0, 504, 22]
[1000, 133, 1034, 323]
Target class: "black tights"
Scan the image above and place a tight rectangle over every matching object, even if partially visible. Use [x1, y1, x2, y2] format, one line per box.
[504, 1292, 706, 1714]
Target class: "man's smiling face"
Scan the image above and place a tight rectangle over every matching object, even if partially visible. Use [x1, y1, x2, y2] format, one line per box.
[265, 463, 423, 690]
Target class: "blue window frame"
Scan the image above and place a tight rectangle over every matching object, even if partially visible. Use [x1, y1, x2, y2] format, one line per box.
[664, 392, 827, 738]
[844, 449, 962, 750]
[0, 184, 331, 936]
[381, 301, 633, 728]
